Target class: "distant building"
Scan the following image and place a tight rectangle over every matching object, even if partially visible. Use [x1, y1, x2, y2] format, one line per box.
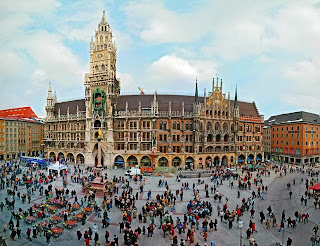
[0, 106, 38, 118]
[262, 125, 272, 160]
[264, 111, 320, 164]
[0, 107, 44, 160]
[44, 11, 264, 169]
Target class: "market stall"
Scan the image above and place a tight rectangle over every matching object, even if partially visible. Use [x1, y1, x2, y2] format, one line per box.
[47, 162, 68, 177]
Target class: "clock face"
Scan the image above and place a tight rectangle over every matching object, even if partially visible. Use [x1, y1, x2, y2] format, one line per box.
[96, 53, 104, 59]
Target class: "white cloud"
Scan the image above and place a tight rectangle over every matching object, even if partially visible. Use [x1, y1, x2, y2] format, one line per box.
[283, 57, 320, 113]
[117, 72, 138, 92]
[26, 31, 86, 86]
[147, 54, 218, 91]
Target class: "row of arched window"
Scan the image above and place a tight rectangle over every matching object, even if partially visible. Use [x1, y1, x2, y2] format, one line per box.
[206, 122, 231, 132]
[206, 110, 229, 118]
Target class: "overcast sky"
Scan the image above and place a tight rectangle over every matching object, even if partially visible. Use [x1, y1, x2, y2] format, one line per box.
[1, 0, 320, 119]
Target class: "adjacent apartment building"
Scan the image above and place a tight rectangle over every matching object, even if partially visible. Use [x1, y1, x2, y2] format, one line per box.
[264, 111, 320, 164]
[0, 107, 44, 160]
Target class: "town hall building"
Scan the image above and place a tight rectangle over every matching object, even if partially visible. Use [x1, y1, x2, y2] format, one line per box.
[44, 11, 264, 170]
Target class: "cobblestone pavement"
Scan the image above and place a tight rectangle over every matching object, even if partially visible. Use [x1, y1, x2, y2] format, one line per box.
[0, 164, 318, 246]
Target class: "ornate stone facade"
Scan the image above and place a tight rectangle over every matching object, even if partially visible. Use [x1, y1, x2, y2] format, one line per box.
[44, 11, 264, 169]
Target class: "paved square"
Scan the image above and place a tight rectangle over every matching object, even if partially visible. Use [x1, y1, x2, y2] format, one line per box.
[0, 163, 318, 246]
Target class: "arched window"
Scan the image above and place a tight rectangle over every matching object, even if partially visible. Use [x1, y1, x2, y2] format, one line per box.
[100, 36, 103, 43]
[215, 122, 220, 131]
[239, 124, 243, 131]
[206, 122, 212, 131]
[172, 122, 176, 130]
[95, 66, 98, 72]
[177, 122, 180, 130]
[159, 121, 163, 130]
[102, 65, 105, 71]
[223, 123, 228, 132]
[199, 122, 203, 130]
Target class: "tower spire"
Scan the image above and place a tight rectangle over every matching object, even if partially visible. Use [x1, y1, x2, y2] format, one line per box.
[234, 85, 238, 108]
[212, 77, 215, 92]
[194, 78, 199, 103]
[47, 82, 53, 99]
[216, 75, 219, 89]
[101, 10, 107, 24]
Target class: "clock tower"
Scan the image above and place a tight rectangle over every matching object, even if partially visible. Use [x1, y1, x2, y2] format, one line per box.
[84, 10, 120, 166]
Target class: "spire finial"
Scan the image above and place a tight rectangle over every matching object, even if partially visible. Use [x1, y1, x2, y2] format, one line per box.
[220, 78, 222, 91]
[195, 78, 199, 104]
[216, 75, 219, 88]
[234, 85, 238, 108]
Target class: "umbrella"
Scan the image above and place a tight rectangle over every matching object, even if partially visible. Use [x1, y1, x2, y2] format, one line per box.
[309, 183, 320, 191]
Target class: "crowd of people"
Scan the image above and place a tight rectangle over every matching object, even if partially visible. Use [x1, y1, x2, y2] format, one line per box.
[0, 159, 318, 246]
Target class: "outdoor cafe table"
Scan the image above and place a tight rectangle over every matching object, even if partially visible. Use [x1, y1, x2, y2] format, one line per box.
[51, 227, 63, 237]
[72, 204, 80, 211]
[83, 207, 92, 214]
[57, 201, 65, 208]
[39, 221, 49, 229]
[51, 215, 62, 223]
[47, 198, 55, 205]
[47, 206, 56, 213]
[74, 213, 83, 221]
[25, 216, 37, 224]
[65, 220, 77, 229]
[61, 210, 71, 215]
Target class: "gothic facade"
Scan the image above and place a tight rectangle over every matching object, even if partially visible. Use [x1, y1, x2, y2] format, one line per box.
[44, 11, 264, 170]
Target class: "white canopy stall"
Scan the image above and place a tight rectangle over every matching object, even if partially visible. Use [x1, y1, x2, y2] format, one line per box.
[47, 161, 68, 177]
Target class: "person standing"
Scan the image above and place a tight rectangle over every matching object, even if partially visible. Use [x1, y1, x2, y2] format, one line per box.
[45, 230, 52, 246]
[17, 227, 21, 239]
[77, 229, 82, 240]
[32, 226, 37, 238]
[105, 230, 109, 242]
[94, 232, 99, 245]
[287, 237, 293, 246]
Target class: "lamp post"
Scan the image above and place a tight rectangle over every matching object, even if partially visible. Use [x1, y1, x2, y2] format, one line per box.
[238, 220, 243, 246]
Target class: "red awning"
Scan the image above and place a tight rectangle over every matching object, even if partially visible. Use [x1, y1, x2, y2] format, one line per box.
[309, 183, 320, 191]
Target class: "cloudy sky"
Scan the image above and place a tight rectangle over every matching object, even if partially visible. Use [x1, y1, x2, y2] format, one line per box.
[1, 0, 320, 119]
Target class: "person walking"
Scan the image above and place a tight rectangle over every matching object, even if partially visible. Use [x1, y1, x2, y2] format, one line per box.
[10, 228, 16, 241]
[26, 228, 32, 241]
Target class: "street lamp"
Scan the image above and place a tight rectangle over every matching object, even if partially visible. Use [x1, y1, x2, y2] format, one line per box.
[238, 219, 244, 246]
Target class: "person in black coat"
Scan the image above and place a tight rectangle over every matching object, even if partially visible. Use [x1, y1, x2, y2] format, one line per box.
[10, 228, 16, 241]
[94, 232, 99, 245]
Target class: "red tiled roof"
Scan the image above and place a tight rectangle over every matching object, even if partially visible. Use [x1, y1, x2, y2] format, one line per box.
[0, 107, 38, 118]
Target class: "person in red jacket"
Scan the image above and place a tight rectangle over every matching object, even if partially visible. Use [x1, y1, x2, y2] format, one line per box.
[85, 237, 90, 246]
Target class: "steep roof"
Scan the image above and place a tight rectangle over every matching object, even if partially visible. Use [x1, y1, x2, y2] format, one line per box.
[52, 94, 260, 118]
[54, 99, 85, 115]
[116, 94, 260, 117]
[115, 95, 204, 112]
[265, 111, 320, 126]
